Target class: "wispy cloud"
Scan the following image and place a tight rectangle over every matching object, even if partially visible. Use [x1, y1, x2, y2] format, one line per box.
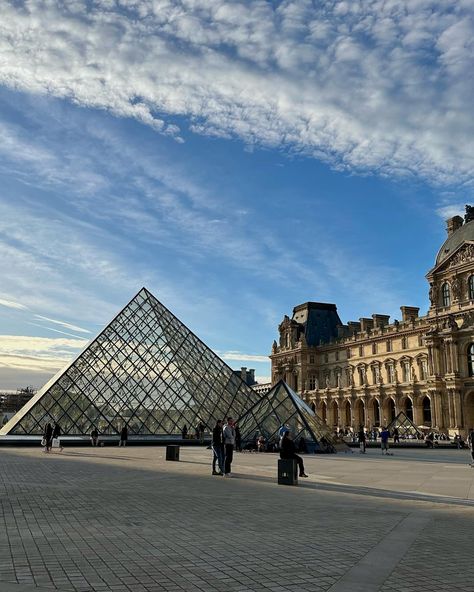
[217, 350, 269, 363]
[0, 298, 28, 311]
[0, 1, 472, 185]
[34, 315, 91, 335]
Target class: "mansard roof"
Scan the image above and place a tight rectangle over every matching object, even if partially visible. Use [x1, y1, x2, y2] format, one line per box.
[292, 302, 342, 347]
[436, 219, 474, 265]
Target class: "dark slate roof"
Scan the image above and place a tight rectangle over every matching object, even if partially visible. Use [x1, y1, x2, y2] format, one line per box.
[292, 302, 342, 347]
[436, 219, 474, 265]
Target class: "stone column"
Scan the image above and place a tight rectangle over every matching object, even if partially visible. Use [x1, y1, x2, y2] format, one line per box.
[447, 389, 456, 428]
[444, 341, 452, 374]
[413, 396, 424, 427]
[453, 390, 463, 428]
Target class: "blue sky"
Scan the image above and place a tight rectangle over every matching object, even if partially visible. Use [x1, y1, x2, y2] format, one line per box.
[0, 0, 473, 390]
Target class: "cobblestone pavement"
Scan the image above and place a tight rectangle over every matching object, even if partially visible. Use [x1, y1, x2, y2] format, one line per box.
[0, 447, 473, 592]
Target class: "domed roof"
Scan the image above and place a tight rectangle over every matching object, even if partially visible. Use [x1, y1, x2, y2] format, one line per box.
[436, 219, 474, 265]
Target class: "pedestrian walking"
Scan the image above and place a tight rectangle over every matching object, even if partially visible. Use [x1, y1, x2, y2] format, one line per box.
[380, 426, 390, 455]
[280, 431, 308, 477]
[468, 429, 474, 467]
[235, 423, 242, 452]
[119, 425, 128, 446]
[211, 420, 224, 475]
[358, 426, 366, 454]
[222, 417, 236, 477]
[43, 422, 53, 453]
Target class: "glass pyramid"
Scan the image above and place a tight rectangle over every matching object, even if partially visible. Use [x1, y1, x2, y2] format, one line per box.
[237, 380, 343, 453]
[386, 411, 423, 440]
[0, 288, 263, 438]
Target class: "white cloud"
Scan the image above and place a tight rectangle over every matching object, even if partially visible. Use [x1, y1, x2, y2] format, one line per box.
[0, 298, 28, 310]
[34, 315, 91, 334]
[216, 350, 269, 363]
[0, 334, 87, 389]
[0, 0, 472, 185]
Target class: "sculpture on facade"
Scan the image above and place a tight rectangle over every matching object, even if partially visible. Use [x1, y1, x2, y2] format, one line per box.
[465, 204, 474, 224]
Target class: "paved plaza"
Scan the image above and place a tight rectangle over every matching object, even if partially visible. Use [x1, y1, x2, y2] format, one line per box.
[0, 446, 474, 592]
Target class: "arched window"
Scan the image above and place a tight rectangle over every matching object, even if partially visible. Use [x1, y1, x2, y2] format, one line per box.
[469, 276, 474, 301]
[442, 282, 451, 307]
[468, 344, 474, 377]
[405, 398, 413, 421]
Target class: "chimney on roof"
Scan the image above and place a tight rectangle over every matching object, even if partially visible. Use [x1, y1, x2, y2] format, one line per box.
[446, 216, 463, 236]
[359, 318, 374, 333]
[400, 306, 419, 322]
[372, 314, 390, 329]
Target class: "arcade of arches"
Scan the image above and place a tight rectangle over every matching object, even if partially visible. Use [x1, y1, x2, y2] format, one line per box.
[271, 208, 474, 437]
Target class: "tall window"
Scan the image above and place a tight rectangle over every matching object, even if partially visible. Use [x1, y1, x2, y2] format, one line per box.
[372, 342, 377, 355]
[386, 340, 392, 353]
[468, 344, 474, 377]
[402, 361, 411, 383]
[469, 275, 474, 300]
[387, 364, 395, 384]
[308, 375, 317, 390]
[401, 336, 408, 349]
[420, 359, 428, 380]
[309, 355, 315, 364]
[359, 345, 363, 357]
[442, 282, 451, 307]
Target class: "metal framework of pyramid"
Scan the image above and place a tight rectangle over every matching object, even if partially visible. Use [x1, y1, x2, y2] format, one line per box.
[237, 380, 340, 452]
[0, 288, 263, 438]
[387, 411, 423, 440]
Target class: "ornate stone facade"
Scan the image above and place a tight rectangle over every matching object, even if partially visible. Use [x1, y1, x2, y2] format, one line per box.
[270, 208, 474, 437]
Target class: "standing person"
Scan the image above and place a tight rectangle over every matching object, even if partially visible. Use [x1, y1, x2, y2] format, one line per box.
[52, 422, 63, 452]
[234, 423, 242, 452]
[198, 422, 205, 444]
[468, 429, 474, 467]
[280, 431, 308, 477]
[119, 425, 128, 447]
[211, 420, 224, 475]
[222, 417, 236, 477]
[393, 427, 400, 443]
[181, 424, 188, 440]
[43, 422, 53, 453]
[380, 426, 390, 455]
[358, 426, 366, 454]
[90, 427, 99, 446]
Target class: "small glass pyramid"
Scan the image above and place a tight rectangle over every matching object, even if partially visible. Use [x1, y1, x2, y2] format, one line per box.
[237, 380, 342, 452]
[0, 288, 263, 438]
[386, 411, 423, 440]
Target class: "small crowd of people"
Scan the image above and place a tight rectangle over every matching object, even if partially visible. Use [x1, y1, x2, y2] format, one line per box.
[42, 421, 62, 452]
[210, 420, 308, 478]
[357, 425, 392, 455]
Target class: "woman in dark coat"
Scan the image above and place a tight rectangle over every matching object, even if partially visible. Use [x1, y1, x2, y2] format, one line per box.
[280, 431, 308, 477]
[43, 422, 53, 452]
[119, 425, 128, 447]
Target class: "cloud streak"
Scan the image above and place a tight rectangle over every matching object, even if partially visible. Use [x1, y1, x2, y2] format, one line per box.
[0, 298, 28, 310]
[0, 1, 472, 185]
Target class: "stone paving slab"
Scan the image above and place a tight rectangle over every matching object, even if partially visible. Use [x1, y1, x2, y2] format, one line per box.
[0, 446, 473, 592]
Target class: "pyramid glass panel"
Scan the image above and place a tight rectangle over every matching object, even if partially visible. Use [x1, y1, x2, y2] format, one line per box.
[237, 380, 344, 452]
[0, 288, 263, 438]
[387, 412, 424, 440]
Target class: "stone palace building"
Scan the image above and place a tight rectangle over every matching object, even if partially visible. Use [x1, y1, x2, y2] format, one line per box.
[270, 207, 474, 437]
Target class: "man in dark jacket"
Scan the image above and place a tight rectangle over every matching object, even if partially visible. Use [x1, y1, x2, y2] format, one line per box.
[212, 420, 224, 475]
[280, 431, 308, 477]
